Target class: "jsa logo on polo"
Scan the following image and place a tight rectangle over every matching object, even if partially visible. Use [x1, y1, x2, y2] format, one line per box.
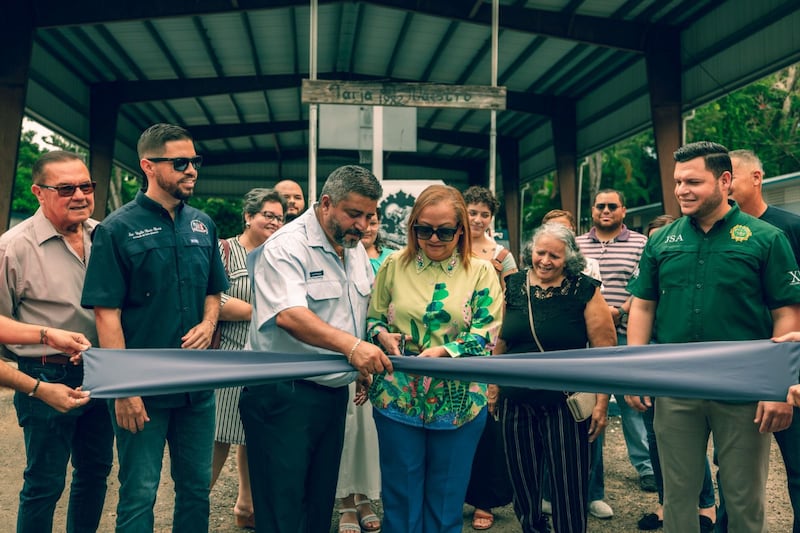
[664, 234, 683, 243]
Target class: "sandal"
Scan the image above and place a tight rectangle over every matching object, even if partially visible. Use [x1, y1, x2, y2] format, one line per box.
[355, 497, 382, 532]
[472, 508, 495, 530]
[338, 508, 361, 533]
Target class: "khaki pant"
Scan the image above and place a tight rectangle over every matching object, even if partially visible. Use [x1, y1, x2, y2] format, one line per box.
[654, 398, 770, 533]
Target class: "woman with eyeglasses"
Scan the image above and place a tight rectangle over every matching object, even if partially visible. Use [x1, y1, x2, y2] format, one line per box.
[367, 185, 503, 533]
[210, 188, 286, 529]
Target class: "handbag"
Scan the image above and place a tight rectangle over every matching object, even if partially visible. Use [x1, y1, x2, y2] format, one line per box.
[525, 270, 597, 422]
[209, 238, 232, 349]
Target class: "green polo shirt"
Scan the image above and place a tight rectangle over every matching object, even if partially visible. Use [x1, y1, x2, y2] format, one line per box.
[628, 202, 800, 343]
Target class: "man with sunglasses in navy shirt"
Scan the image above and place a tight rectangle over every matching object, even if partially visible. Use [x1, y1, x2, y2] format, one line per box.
[82, 123, 228, 533]
[0, 151, 114, 533]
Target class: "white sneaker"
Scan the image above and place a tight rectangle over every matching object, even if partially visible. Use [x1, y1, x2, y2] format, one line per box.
[589, 499, 614, 519]
[541, 499, 552, 515]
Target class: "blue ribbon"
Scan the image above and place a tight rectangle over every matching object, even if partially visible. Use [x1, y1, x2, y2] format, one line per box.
[82, 340, 800, 401]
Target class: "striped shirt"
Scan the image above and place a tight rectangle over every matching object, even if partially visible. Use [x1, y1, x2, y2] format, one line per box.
[215, 236, 252, 444]
[576, 225, 647, 335]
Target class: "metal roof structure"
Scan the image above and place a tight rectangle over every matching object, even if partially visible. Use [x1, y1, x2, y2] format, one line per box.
[2, 0, 800, 251]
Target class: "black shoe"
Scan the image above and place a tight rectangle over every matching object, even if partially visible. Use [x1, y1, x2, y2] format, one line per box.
[699, 515, 715, 533]
[640, 474, 658, 492]
[637, 513, 663, 530]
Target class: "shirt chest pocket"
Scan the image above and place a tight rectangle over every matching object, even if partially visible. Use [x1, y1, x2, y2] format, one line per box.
[307, 279, 343, 302]
[122, 237, 176, 306]
[178, 234, 212, 287]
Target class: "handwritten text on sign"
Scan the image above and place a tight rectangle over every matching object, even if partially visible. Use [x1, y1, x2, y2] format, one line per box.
[302, 80, 506, 110]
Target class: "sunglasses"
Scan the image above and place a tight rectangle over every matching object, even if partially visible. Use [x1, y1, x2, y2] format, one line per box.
[260, 211, 284, 223]
[413, 225, 459, 242]
[146, 156, 203, 171]
[38, 181, 97, 197]
[594, 203, 620, 211]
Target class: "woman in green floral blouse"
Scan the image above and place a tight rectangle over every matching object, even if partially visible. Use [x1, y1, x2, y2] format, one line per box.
[367, 184, 504, 533]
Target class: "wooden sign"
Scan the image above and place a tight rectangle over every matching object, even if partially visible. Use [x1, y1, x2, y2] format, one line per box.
[302, 79, 506, 110]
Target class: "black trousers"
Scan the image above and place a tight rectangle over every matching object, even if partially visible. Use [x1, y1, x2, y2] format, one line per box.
[501, 399, 590, 533]
[239, 380, 348, 533]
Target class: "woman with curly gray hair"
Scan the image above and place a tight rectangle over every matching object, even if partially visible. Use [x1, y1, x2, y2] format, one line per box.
[496, 222, 616, 533]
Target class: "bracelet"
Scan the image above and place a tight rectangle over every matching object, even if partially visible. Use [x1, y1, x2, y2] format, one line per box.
[39, 327, 48, 345]
[347, 339, 362, 365]
[28, 377, 41, 397]
[205, 319, 217, 330]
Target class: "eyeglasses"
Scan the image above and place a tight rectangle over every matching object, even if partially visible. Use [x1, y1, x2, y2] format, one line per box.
[260, 211, 284, 223]
[38, 181, 97, 197]
[594, 203, 620, 211]
[413, 225, 459, 242]
[146, 156, 203, 171]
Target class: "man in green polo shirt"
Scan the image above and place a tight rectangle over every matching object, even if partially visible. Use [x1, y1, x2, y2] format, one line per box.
[627, 141, 800, 533]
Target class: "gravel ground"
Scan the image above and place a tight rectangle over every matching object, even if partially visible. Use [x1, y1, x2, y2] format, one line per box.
[0, 387, 792, 532]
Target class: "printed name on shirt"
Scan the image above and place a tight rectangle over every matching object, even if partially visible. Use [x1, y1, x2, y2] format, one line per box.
[191, 220, 209, 234]
[664, 234, 683, 243]
[790, 270, 800, 286]
[310, 270, 324, 278]
[129, 226, 163, 240]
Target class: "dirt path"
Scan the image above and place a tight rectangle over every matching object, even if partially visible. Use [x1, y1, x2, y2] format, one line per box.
[0, 387, 792, 532]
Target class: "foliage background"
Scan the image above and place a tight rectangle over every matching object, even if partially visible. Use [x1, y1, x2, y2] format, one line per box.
[519, 62, 800, 239]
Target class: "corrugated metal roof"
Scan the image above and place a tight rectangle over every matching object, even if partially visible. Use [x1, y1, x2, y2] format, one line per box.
[15, 0, 800, 199]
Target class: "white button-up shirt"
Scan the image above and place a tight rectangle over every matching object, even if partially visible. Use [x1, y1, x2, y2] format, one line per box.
[247, 204, 373, 387]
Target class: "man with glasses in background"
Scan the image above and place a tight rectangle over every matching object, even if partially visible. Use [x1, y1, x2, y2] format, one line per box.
[0, 151, 114, 532]
[82, 123, 228, 532]
[576, 189, 655, 518]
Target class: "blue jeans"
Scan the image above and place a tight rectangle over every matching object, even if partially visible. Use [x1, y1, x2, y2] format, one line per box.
[374, 409, 486, 533]
[613, 334, 653, 479]
[588, 432, 605, 502]
[110, 392, 215, 533]
[614, 394, 654, 477]
[642, 397, 715, 507]
[14, 358, 114, 533]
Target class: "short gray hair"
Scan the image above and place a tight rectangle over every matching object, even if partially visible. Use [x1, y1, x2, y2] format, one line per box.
[528, 222, 587, 278]
[320, 165, 383, 205]
[729, 149, 764, 173]
[241, 188, 286, 227]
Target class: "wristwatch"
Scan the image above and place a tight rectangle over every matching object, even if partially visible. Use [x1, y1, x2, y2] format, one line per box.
[617, 306, 629, 323]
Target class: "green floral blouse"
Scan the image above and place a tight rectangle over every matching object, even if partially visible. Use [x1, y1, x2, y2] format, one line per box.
[367, 250, 503, 429]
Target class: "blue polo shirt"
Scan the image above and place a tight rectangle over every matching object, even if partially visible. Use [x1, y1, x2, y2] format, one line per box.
[82, 191, 228, 349]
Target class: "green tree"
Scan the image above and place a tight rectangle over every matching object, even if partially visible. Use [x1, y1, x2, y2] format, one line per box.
[13, 130, 44, 215]
[688, 64, 800, 176]
[188, 197, 242, 239]
[520, 173, 559, 240]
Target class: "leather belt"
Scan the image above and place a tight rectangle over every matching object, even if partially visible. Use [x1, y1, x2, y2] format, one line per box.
[40, 354, 72, 365]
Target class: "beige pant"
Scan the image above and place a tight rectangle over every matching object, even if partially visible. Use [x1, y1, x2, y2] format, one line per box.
[654, 398, 770, 533]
